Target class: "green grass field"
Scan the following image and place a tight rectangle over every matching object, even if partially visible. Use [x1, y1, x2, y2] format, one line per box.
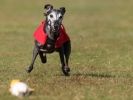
[1, 0, 133, 99]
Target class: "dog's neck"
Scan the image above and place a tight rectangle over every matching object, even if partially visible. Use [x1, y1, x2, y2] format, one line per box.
[41, 20, 57, 52]
[45, 20, 59, 41]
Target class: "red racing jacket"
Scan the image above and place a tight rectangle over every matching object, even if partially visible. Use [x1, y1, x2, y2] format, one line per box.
[34, 21, 70, 48]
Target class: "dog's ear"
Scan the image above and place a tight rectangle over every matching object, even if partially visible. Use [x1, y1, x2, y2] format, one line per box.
[60, 7, 66, 15]
[44, 4, 53, 15]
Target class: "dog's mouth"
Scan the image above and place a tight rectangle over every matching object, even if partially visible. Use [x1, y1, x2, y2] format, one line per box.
[48, 23, 60, 32]
[51, 25, 60, 32]
[54, 26, 59, 31]
[53, 22, 60, 31]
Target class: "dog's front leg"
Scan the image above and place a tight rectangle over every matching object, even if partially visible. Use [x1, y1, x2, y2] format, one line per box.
[59, 48, 70, 76]
[26, 46, 38, 73]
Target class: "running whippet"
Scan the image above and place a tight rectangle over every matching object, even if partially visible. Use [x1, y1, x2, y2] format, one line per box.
[26, 4, 71, 76]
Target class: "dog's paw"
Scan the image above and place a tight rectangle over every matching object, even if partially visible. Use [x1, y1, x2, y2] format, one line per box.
[25, 67, 33, 73]
[62, 67, 70, 76]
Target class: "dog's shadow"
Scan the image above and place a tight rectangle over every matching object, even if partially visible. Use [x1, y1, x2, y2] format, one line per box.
[71, 72, 116, 78]
[56, 67, 131, 78]
[56, 71, 116, 78]
[70, 72, 117, 78]
[70, 71, 133, 79]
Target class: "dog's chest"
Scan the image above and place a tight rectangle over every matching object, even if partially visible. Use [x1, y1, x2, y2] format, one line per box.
[39, 42, 55, 53]
[34, 21, 70, 51]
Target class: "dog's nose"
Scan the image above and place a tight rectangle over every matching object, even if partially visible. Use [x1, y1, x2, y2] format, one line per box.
[54, 21, 59, 29]
[54, 25, 58, 30]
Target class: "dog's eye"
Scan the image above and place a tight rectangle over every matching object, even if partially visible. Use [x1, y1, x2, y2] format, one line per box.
[50, 14, 53, 18]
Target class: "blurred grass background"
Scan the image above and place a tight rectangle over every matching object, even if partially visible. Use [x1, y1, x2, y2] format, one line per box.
[0, 0, 133, 100]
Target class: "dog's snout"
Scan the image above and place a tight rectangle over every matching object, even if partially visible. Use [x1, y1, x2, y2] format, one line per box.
[54, 21, 58, 26]
[54, 24, 58, 27]
[54, 21, 59, 29]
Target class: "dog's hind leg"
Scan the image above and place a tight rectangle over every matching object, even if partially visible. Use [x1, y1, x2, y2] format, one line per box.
[26, 46, 38, 73]
[39, 52, 47, 63]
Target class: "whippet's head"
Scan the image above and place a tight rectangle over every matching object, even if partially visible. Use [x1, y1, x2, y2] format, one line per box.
[44, 4, 66, 40]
